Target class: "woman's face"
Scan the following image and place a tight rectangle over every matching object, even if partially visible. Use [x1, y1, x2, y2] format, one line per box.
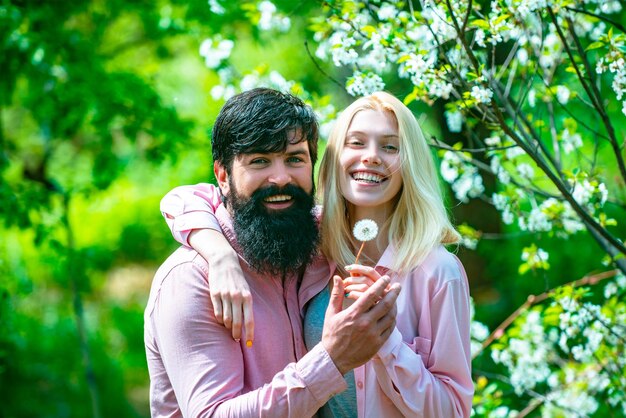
[339, 109, 403, 215]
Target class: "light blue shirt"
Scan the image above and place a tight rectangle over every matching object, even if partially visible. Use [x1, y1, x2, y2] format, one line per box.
[303, 285, 358, 418]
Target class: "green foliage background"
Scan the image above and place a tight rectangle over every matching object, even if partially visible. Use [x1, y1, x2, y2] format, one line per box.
[0, 1, 621, 417]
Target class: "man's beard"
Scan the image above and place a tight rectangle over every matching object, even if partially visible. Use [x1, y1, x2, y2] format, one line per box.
[226, 181, 319, 277]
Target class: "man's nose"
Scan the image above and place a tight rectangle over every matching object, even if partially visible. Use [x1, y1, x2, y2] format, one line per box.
[267, 163, 292, 187]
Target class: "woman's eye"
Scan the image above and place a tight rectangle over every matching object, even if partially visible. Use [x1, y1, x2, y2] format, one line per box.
[346, 139, 364, 146]
[383, 144, 399, 153]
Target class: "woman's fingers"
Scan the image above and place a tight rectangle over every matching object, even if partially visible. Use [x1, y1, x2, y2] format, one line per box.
[211, 294, 224, 325]
[242, 294, 255, 347]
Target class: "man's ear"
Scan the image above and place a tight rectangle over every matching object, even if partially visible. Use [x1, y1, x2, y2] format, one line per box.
[214, 161, 230, 197]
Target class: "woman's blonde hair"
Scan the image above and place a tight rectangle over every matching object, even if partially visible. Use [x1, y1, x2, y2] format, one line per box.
[318, 91, 459, 275]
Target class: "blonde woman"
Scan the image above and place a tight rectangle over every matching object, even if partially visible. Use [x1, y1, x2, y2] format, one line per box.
[160, 92, 473, 417]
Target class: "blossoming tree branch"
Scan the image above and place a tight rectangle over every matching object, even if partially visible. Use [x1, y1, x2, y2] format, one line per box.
[199, 0, 625, 415]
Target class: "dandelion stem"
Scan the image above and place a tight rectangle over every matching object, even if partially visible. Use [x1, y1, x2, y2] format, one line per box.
[354, 241, 366, 265]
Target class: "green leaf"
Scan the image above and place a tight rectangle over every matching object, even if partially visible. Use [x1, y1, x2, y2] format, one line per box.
[585, 41, 605, 51]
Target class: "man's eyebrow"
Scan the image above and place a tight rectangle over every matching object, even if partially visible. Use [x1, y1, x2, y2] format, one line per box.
[286, 149, 308, 156]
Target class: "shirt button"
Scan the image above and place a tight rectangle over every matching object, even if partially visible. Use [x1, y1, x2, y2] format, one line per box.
[357, 381, 364, 389]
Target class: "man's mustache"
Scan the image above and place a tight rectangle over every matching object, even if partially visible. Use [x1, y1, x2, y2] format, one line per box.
[250, 184, 310, 204]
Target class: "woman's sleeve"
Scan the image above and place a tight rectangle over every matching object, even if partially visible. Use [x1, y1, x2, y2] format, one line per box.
[371, 268, 473, 417]
[160, 183, 223, 246]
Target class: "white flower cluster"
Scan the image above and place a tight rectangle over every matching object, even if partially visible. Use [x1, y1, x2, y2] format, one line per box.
[257, 1, 290, 32]
[491, 310, 553, 395]
[346, 71, 386, 97]
[208, 0, 225, 15]
[303, 1, 626, 415]
[444, 109, 463, 133]
[469, 298, 490, 357]
[199, 37, 234, 69]
[209, 68, 297, 102]
[440, 151, 485, 203]
[520, 245, 549, 274]
[560, 127, 582, 154]
[487, 274, 626, 414]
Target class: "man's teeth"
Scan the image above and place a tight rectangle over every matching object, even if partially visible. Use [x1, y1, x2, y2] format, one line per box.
[265, 194, 292, 203]
[352, 172, 384, 183]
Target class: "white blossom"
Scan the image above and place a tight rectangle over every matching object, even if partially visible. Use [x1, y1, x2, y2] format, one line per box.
[506, 146, 525, 160]
[346, 71, 385, 97]
[470, 85, 494, 104]
[485, 135, 501, 147]
[528, 88, 536, 107]
[452, 169, 484, 203]
[208, 0, 225, 14]
[516, 163, 534, 180]
[258, 1, 290, 32]
[571, 179, 594, 206]
[210, 84, 236, 101]
[561, 128, 583, 154]
[445, 110, 463, 133]
[377, 3, 397, 20]
[556, 85, 570, 104]
[199, 38, 234, 69]
[441, 151, 460, 183]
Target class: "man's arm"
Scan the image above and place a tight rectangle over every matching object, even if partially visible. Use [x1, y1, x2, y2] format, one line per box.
[147, 263, 400, 417]
[148, 260, 346, 418]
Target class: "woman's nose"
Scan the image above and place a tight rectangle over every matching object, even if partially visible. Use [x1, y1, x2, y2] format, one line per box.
[361, 147, 382, 165]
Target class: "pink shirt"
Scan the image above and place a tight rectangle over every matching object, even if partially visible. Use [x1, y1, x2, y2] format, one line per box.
[160, 183, 474, 417]
[354, 244, 473, 417]
[145, 203, 346, 417]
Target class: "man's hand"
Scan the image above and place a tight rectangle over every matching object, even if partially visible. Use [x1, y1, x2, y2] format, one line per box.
[321, 275, 400, 375]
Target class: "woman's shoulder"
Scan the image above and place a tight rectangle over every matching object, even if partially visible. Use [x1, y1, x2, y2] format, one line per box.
[409, 245, 466, 286]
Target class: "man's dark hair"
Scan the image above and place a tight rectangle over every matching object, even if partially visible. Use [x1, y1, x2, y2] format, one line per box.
[212, 88, 319, 172]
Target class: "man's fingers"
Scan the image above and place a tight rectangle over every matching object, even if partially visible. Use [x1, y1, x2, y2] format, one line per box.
[351, 275, 390, 313]
[369, 282, 401, 317]
[326, 276, 345, 317]
[243, 296, 255, 347]
[211, 294, 224, 325]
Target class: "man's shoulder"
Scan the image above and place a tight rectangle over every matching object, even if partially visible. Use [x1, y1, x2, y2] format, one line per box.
[152, 246, 209, 289]
[145, 247, 209, 319]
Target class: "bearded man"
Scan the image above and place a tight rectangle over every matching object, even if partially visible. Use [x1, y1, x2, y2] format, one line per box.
[144, 88, 399, 417]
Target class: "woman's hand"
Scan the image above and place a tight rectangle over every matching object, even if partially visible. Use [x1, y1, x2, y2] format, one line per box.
[342, 264, 383, 301]
[189, 229, 255, 346]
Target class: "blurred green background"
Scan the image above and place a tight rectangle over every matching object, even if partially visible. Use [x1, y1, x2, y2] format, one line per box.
[0, 1, 614, 416]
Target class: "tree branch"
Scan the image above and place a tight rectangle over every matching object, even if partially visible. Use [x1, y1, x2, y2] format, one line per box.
[563, 14, 626, 184]
[473, 269, 619, 359]
[565, 6, 626, 34]
[303, 41, 344, 89]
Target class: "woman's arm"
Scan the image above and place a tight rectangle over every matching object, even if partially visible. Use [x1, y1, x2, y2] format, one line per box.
[161, 183, 254, 343]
